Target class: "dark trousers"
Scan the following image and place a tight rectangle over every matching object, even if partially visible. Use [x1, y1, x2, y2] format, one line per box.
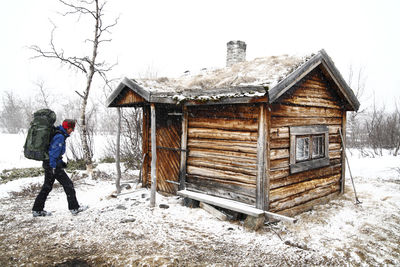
[32, 162, 79, 211]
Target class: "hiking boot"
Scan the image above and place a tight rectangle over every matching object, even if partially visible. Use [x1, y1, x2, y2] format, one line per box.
[70, 205, 89, 215]
[32, 210, 52, 217]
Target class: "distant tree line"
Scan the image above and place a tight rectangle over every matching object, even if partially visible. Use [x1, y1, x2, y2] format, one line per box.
[0, 89, 143, 168]
[347, 104, 400, 156]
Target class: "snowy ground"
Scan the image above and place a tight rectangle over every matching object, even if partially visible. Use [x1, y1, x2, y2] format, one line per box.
[0, 134, 399, 266]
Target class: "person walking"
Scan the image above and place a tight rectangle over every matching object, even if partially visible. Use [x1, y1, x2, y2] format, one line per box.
[32, 119, 87, 217]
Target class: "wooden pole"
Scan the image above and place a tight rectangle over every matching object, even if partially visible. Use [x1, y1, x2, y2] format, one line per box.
[115, 107, 122, 194]
[150, 103, 157, 207]
[340, 112, 347, 193]
[256, 103, 267, 210]
[265, 105, 271, 210]
[179, 106, 188, 190]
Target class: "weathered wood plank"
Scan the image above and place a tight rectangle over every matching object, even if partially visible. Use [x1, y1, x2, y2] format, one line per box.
[270, 164, 342, 189]
[188, 148, 257, 161]
[186, 174, 256, 195]
[188, 128, 258, 141]
[270, 104, 342, 118]
[187, 157, 257, 176]
[188, 139, 257, 154]
[187, 153, 257, 169]
[256, 103, 267, 210]
[189, 105, 259, 119]
[142, 106, 150, 186]
[179, 106, 188, 190]
[270, 138, 290, 149]
[271, 117, 342, 128]
[328, 125, 342, 134]
[186, 175, 256, 204]
[270, 183, 340, 211]
[269, 169, 290, 180]
[277, 192, 340, 217]
[291, 86, 336, 100]
[117, 90, 145, 105]
[270, 158, 290, 170]
[200, 202, 228, 221]
[329, 143, 341, 150]
[269, 174, 341, 202]
[150, 103, 157, 207]
[329, 150, 342, 159]
[187, 166, 256, 185]
[270, 127, 289, 139]
[177, 189, 264, 217]
[329, 134, 341, 143]
[265, 105, 271, 211]
[270, 148, 289, 160]
[279, 96, 341, 109]
[189, 117, 258, 131]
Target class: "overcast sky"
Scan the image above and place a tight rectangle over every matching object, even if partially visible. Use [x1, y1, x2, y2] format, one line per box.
[1, 0, 399, 110]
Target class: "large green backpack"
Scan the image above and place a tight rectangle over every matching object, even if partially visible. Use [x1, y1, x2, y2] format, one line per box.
[24, 109, 57, 161]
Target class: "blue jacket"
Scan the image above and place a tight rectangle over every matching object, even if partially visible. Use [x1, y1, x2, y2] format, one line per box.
[49, 126, 69, 168]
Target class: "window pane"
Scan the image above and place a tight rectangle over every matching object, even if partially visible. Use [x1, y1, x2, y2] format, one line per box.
[312, 135, 324, 158]
[296, 137, 309, 161]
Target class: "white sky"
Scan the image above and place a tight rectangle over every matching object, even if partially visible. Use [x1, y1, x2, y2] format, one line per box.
[1, 0, 399, 110]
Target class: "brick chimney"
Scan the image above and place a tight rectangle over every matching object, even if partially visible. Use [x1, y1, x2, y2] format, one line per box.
[226, 40, 246, 67]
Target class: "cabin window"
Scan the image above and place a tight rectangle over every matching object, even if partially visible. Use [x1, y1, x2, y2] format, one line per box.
[290, 125, 329, 174]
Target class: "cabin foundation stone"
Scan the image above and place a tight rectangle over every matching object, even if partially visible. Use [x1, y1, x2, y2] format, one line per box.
[244, 214, 265, 231]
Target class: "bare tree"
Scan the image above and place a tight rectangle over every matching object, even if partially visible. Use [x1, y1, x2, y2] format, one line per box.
[346, 65, 369, 148]
[0, 92, 25, 133]
[34, 80, 51, 109]
[30, 0, 118, 174]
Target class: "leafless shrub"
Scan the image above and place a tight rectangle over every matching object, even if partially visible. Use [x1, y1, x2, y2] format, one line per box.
[103, 107, 142, 169]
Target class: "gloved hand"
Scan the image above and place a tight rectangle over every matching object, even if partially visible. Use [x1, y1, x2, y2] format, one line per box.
[61, 161, 68, 168]
[50, 168, 56, 176]
[57, 161, 68, 169]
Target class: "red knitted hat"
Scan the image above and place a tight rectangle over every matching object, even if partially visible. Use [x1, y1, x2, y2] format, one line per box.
[62, 119, 76, 130]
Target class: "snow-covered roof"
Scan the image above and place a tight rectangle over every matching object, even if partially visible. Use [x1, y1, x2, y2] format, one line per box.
[107, 50, 360, 111]
[136, 53, 313, 93]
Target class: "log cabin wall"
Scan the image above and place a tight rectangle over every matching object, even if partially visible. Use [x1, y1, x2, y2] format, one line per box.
[268, 68, 344, 217]
[185, 104, 260, 205]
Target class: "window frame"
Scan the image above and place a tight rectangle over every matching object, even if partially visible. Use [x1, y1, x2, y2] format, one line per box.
[290, 125, 330, 174]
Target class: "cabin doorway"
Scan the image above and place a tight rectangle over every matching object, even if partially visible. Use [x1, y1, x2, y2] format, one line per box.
[153, 106, 182, 194]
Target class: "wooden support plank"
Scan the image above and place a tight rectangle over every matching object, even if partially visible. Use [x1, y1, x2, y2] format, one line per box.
[341, 112, 347, 194]
[142, 106, 150, 185]
[264, 211, 297, 223]
[177, 189, 264, 217]
[199, 202, 228, 221]
[256, 103, 267, 210]
[150, 103, 157, 207]
[179, 106, 188, 190]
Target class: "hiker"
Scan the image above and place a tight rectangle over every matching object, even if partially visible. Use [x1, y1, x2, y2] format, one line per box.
[32, 119, 87, 217]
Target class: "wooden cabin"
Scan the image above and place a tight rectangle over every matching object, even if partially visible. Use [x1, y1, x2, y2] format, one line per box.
[107, 48, 359, 218]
